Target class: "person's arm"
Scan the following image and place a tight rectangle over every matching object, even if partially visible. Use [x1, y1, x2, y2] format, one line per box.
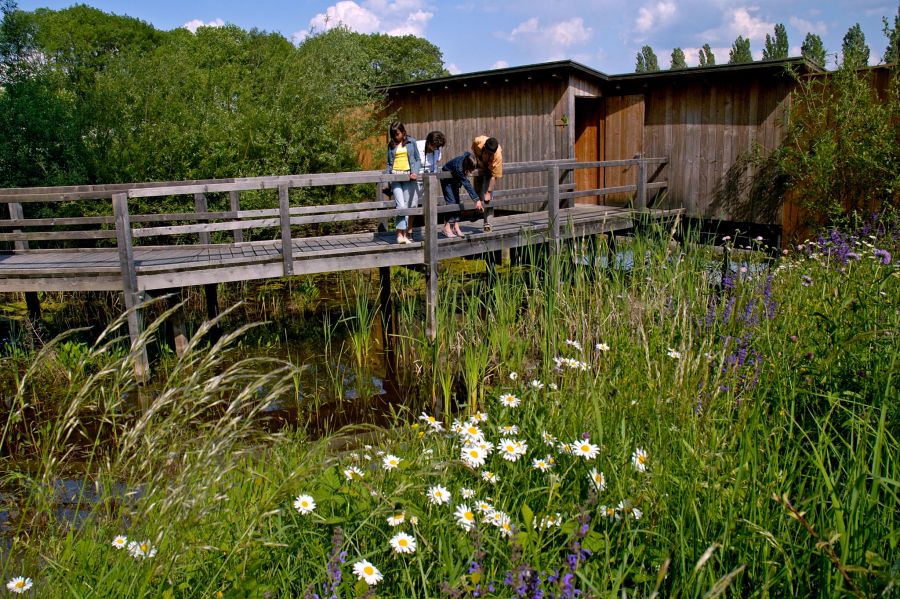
[408, 140, 422, 179]
[385, 144, 394, 173]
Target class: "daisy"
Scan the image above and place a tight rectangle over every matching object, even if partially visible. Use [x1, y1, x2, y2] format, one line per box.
[471, 411, 488, 423]
[409, 515, 419, 525]
[461, 445, 487, 468]
[499, 424, 519, 435]
[418, 413, 445, 432]
[475, 499, 494, 513]
[541, 431, 558, 445]
[111, 535, 128, 550]
[6, 577, 33, 594]
[565, 339, 583, 351]
[475, 439, 494, 453]
[532, 457, 552, 472]
[487, 510, 510, 529]
[570, 439, 600, 460]
[454, 504, 477, 531]
[293, 494, 316, 515]
[387, 512, 406, 527]
[460, 423, 484, 443]
[549, 383, 559, 390]
[499, 519, 514, 537]
[617, 500, 642, 520]
[537, 513, 562, 529]
[343, 466, 364, 480]
[509, 371, 519, 380]
[530, 379, 545, 390]
[389, 532, 417, 554]
[499, 393, 521, 408]
[595, 342, 610, 352]
[353, 560, 383, 585]
[632, 448, 649, 472]
[427, 485, 451, 505]
[481, 470, 499, 483]
[666, 348, 681, 359]
[600, 504, 617, 520]
[382, 454, 402, 470]
[499, 438, 525, 462]
[588, 468, 606, 491]
[460, 487, 476, 499]
[127, 540, 157, 559]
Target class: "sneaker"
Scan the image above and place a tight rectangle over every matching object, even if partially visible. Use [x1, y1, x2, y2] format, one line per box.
[483, 223, 492, 232]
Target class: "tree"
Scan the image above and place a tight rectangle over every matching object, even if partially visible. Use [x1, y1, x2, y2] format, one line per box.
[883, 6, 900, 64]
[801, 32, 826, 67]
[635, 45, 659, 72]
[762, 23, 788, 60]
[841, 23, 870, 68]
[670, 47, 686, 69]
[729, 35, 753, 63]
[699, 43, 716, 66]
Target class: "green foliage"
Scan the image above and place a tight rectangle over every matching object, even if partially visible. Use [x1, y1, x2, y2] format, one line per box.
[699, 43, 715, 66]
[801, 32, 827, 67]
[728, 35, 753, 64]
[884, 6, 900, 64]
[635, 45, 659, 72]
[778, 63, 899, 216]
[762, 23, 789, 60]
[670, 47, 686, 70]
[842, 23, 870, 68]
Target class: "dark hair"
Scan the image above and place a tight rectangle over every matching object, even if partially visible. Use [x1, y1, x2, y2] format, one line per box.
[389, 121, 407, 147]
[462, 154, 478, 173]
[483, 137, 499, 154]
[426, 131, 446, 148]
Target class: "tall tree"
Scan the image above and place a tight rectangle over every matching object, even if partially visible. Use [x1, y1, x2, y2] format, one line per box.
[801, 32, 826, 67]
[698, 43, 715, 66]
[635, 45, 659, 72]
[883, 6, 900, 64]
[762, 23, 789, 59]
[841, 23, 870, 68]
[729, 35, 753, 63]
[670, 47, 686, 69]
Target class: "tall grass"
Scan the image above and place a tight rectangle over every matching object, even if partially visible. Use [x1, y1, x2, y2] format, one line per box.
[1, 213, 898, 597]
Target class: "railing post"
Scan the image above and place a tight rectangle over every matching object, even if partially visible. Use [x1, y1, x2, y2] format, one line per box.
[7, 201, 41, 321]
[194, 192, 211, 245]
[278, 184, 294, 276]
[7, 201, 27, 251]
[423, 173, 439, 342]
[113, 192, 150, 383]
[547, 165, 560, 256]
[229, 191, 243, 243]
[634, 153, 647, 212]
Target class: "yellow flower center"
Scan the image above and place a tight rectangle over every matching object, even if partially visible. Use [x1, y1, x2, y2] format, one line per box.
[638, 455, 646, 464]
[399, 539, 408, 546]
[364, 566, 374, 575]
[14, 581, 25, 589]
[464, 512, 473, 520]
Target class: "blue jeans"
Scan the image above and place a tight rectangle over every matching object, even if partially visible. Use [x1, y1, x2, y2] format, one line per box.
[441, 179, 465, 224]
[390, 178, 416, 230]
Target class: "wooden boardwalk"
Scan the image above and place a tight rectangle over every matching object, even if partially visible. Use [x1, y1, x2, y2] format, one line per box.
[1, 158, 676, 377]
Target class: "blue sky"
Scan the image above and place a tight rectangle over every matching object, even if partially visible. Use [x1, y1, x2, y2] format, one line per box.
[18, 0, 896, 74]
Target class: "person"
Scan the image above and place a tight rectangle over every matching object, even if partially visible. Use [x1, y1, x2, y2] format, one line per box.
[471, 136, 502, 232]
[385, 121, 421, 244]
[415, 131, 446, 200]
[440, 152, 479, 238]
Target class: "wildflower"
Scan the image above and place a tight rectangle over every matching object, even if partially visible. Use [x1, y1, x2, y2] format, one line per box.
[382, 454, 402, 470]
[549, 382, 559, 390]
[542, 430, 558, 445]
[454, 504, 477, 531]
[570, 439, 600, 460]
[632, 448, 649, 472]
[460, 487, 476, 499]
[595, 342, 610, 352]
[427, 485, 451, 505]
[509, 371, 518, 380]
[874, 248, 893, 265]
[481, 471, 499, 484]
[418, 413, 444, 432]
[6, 578, 33, 594]
[755, 235, 764, 242]
[112, 535, 128, 550]
[389, 532, 417, 554]
[801, 274, 813, 287]
[387, 512, 406, 527]
[722, 236, 731, 242]
[409, 516, 419, 525]
[499, 393, 521, 408]
[617, 500, 642, 520]
[600, 504, 617, 520]
[666, 348, 681, 359]
[565, 339, 583, 351]
[127, 540, 157, 559]
[537, 513, 562, 529]
[487, 510, 511, 529]
[499, 424, 519, 435]
[460, 422, 485, 443]
[475, 499, 494, 513]
[532, 457, 553, 472]
[499, 438, 526, 462]
[353, 560, 383, 585]
[530, 379, 544, 390]
[471, 411, 489, 423]
[294, 494, 316, 515]
[588, 468, 606, 491]
[499, 519, 514, 537]
[461, 445, 488, 468]
[343, 466, 364, 480]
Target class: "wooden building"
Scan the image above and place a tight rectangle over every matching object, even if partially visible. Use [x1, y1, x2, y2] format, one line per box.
[386, 58, 820, 231]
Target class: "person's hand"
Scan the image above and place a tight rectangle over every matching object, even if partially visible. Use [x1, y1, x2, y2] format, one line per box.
[409, 172, 418, 180]
[475, 200, 484, 212]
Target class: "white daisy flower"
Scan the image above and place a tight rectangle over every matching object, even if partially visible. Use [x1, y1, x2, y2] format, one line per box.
[565, 339, 583, 351]
[481, 471, 499, 484]
[588, 468, 606, 491]
[382, 454, 402, 470]
[454, 504, 477, 531]
[601, 504, 617, 520]
[353, 560, 383, 585]
[532, 457, 552, 472]
[499, 393, 521, 408]
[549, 382, 559, 390]
[666, 348, 681, 359]
[409, 515, 419, 525]
[471, 411, 488, 423]
[509, 371, 519, 380]
[6, 577, 33, 594]
[418, 413, 445, 432]
[617, 500, 642, 520]
[595, 342, 610, 352]
[487, 510, 510, 529]
[475, 499, 494, 513]
[389, 532, 417, 554]
[461, 445, 487, 468]
[293, 494, 316, 515]
[343, 466, 364, 480]
[499, 438, 525, 462]
[541, 431, 558, 445]
[460, 423, 484, 443]
[386, 512, 406, 527]
[499, 519, 514, 537]
[111, 535, 128, 550]
[530, 379, 545, 390]
[536, 513, 562, 529]
[475, 439, 494, 453]
[127, 540, 157, 559]
[460, 487, 476, 499]
[571, 439, 600, 460]
[499, 424, 519, 435]
[427, 485, 451, 505]
[632, 448, 649, 472]
[557, 441, 573, 455]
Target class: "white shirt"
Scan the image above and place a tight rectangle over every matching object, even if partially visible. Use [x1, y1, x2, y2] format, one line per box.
[416, 139, 442, 173]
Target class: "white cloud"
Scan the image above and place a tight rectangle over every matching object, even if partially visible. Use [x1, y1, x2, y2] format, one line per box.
[635, 1, 677, 35]
[789, 16, 827, 36]
[547, 18, 593, 47]
[509, 17, 540, 39]
[182, 18, 225, 33]
[292, 0, 433, 43]
[504, 16, 592, 49]
[491, 60, 509, 69]
[728, 7, 774, 41]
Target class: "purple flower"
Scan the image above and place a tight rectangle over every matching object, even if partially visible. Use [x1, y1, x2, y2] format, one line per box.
[874, 249, 892, 265]
[801, 275, 813, 287]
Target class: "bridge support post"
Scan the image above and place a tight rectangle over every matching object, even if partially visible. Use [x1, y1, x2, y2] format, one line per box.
[167, 288, 189, 358]
[8, 202, 44, 336]
[423, 174, 439, 342]
[204, 283, 221, 344]
[112, 192, 150, 384]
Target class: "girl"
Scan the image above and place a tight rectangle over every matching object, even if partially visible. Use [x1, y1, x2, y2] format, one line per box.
[385, 121, 422, 244]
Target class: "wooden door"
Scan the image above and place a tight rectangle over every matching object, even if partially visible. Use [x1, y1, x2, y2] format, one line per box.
[574, 97, 603, 204]
[603, 95, 644, 206]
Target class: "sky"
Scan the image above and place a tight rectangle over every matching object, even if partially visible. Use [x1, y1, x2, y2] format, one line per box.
[17, 0, 897, 75]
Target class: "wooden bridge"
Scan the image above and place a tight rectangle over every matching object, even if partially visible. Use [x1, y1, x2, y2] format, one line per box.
[0, 158, 676, 378]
